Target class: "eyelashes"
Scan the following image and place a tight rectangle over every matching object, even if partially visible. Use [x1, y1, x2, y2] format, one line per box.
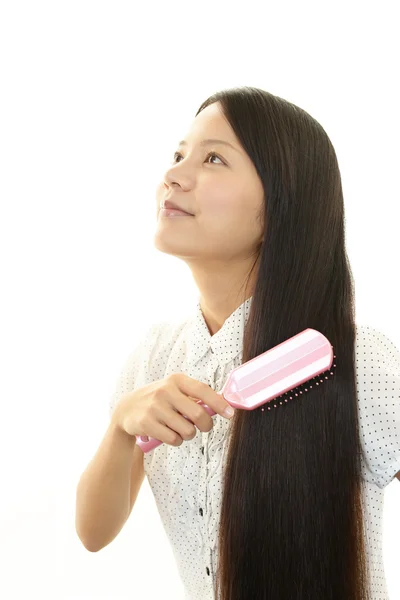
[172, 151, 225, 165]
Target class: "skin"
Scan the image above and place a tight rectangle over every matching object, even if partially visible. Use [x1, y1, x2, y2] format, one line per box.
[153, 102, 265, 336]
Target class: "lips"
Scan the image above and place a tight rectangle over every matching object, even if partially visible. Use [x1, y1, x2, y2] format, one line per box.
[162, 199, 193, 215]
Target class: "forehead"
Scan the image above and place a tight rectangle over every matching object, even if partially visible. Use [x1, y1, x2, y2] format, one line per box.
[181, 103, 238, 148]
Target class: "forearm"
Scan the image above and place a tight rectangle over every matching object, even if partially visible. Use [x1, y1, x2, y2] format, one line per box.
[75, 414, 136, 551]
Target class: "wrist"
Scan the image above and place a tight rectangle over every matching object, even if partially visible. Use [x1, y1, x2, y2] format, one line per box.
[111, 401, 136, 445]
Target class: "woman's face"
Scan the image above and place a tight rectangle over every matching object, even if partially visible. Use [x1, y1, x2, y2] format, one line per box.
[153, 102, 264, 266]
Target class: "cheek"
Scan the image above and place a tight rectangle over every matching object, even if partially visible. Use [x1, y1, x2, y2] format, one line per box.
[204, 200, 261, 244]
[200, 199, 237, 234]
[202, 203, 253, 239]
[201, 188, 239, 217]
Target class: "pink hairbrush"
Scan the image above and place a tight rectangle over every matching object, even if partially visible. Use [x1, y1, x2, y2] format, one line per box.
[135, 328, 336, 453]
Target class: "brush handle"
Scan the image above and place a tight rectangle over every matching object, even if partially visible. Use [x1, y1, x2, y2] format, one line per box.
[135, 400, 218, 453]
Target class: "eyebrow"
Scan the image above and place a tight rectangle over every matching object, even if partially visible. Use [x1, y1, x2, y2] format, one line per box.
[178, 138, 240, 153]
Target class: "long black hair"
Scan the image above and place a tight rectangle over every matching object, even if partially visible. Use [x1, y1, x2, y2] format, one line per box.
[194, 87, 371, 600]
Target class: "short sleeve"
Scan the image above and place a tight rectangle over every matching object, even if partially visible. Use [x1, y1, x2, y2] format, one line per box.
[108, 323, 163, 421]
[356, 325, 400, 488]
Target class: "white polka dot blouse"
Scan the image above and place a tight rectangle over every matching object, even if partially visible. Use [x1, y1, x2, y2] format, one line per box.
[109, 296, 400, 600]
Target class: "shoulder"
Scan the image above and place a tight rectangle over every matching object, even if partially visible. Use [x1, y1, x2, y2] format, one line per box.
[354, 323, 400, 394]
[354, 322, 400, 420]
[355, 323, 400, 372]
[132, 317, 191, 374]
[108, 320, 175, 419]
[354, 323, 400, 487]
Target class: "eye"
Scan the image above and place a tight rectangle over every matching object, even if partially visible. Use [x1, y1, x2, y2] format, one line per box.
[172, 151, 225, 165]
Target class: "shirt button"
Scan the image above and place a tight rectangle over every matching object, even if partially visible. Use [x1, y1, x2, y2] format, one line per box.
[199, 507, 203, 516]
[206, 567, 210, 575]
[201, 446, 204, 454]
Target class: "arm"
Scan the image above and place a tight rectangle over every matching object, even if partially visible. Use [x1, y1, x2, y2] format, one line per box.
[396, 471, 400, 482]
[75, 411, 136, 552]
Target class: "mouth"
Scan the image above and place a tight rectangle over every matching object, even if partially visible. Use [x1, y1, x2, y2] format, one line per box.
[161, 200, 194, 216]
[159, 207, 194, 217]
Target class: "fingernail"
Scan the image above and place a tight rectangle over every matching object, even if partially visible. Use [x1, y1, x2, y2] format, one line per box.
[223, 406, 234, 418]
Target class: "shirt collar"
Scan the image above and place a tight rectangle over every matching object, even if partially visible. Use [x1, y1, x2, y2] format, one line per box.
[185, 295, 253, 368]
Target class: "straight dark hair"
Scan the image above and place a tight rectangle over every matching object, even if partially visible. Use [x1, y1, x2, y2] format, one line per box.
[195, 87, 371, 600]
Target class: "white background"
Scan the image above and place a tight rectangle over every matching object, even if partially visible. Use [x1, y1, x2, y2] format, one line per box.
[0, 1, 399, 598]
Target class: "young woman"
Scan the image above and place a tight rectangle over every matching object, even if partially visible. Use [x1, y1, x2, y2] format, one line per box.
[78, 86, 400, 600]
